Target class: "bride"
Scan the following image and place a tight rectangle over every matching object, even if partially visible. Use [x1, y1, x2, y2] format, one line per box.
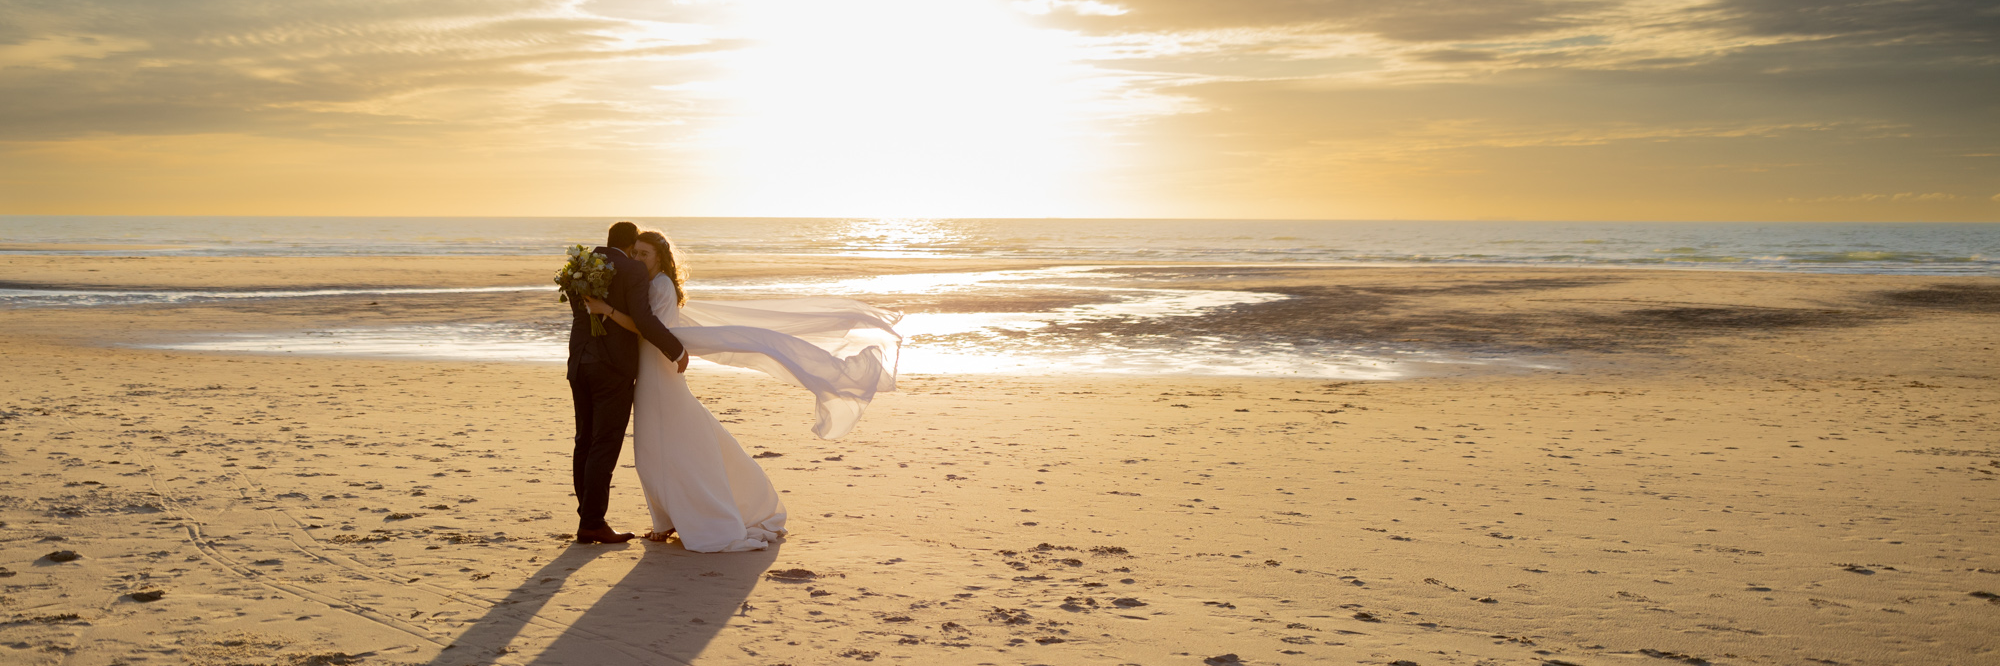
[584, 229, 901, 552]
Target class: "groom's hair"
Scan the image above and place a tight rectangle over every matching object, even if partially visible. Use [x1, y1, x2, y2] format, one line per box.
[606, 221, 640, 250]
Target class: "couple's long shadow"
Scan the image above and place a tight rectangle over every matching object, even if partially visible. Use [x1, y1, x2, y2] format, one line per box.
[423, 540, 778, 666]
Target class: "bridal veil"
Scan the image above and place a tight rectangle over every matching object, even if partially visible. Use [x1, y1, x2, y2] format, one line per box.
[672, 297, 902, 439]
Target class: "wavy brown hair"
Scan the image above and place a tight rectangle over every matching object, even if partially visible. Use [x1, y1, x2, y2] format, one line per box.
[634, 229, 687, 307]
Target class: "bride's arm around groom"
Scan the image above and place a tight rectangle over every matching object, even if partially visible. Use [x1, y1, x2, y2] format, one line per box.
[605, 249, 687, 372]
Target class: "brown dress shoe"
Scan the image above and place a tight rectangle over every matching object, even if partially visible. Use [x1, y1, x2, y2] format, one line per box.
[575, 527, 636, 544]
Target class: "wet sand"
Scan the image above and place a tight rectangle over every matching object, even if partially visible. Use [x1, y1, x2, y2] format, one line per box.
[1, 255, 1997, 665]
[0, 243, 184, 253]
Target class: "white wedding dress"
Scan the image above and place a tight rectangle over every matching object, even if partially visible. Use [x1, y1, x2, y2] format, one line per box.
[631, 274, 901, 553]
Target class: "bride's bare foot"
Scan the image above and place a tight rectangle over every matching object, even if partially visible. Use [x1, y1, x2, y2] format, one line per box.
[643, 529, 675, 542]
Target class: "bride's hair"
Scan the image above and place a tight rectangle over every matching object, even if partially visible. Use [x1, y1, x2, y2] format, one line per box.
[635, 230, 687, 307]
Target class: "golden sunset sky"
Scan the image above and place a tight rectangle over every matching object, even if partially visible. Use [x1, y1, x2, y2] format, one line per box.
[0, 0, 1994, 221]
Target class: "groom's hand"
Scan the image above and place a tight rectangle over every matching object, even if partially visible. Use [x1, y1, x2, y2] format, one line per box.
[677, 353, 690, 374]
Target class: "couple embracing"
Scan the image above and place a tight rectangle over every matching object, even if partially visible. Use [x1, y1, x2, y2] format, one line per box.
[565, 222, 902, 552]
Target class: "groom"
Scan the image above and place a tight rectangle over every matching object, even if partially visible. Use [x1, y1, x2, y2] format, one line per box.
[566, 221, 689, 544]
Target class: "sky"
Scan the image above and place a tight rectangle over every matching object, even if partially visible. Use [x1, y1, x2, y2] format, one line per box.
[0, 0, 1994, 221]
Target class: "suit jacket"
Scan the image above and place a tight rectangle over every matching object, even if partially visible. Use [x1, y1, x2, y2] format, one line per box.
[566, 246, 687, 382]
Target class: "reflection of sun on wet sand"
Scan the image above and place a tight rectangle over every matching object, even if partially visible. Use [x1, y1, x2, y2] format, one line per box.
[0, 255, 1997, 665]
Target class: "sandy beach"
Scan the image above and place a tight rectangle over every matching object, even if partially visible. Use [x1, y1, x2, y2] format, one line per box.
[1, 254, 1996, 666]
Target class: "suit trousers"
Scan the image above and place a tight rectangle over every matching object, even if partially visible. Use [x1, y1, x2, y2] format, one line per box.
[568, 361, 634, 531]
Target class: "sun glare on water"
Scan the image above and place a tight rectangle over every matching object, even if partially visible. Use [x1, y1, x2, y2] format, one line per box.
[687, 0, 1107, 218]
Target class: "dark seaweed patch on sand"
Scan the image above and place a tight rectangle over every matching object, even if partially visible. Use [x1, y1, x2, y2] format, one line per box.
[1597, 307, 1867, 331]
[1877, 284, 2000, 313]
[1064, 276, 1875, 354]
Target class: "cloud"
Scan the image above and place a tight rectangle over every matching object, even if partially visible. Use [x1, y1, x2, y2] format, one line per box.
[1050, 0, 1999, 181]
[0, 0, 734, 142]
[1045, 0, 2000, 87]
[1013, 0, 1128, 16]
[1696, 0, 2000, 40]
[1030, 0, 1615, 42]
[0, 34, 150, 70]
[1410, 48, 1503, 63]
[2, 0, 1994, 219]
[1782, 192, 1966, 204]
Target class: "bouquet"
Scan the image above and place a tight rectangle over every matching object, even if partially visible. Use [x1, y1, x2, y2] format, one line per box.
[555, 244, 617, 336]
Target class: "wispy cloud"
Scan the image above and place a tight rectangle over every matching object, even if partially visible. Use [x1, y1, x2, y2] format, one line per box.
[1032, 0, 1619, 42]
[1021, 0, 1999, 219]
[0, 0, 1993, 219]
[0, 0, 734, 142]
[1783, 192, 1967, 204]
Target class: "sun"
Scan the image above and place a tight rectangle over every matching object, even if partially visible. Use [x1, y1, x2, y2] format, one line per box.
[685, 0, 1108, 218]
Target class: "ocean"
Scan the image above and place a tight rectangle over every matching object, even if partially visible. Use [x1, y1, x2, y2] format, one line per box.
[4, 217, 1994, 378]
[3, 216, 1995, 274]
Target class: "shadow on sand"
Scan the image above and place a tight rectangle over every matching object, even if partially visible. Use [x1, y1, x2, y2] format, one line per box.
[422, 540, 779, 666]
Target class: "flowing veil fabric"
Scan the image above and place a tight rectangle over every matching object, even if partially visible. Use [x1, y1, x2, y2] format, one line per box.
[628, 276, 901, 552]
[672, 297, 903, 439]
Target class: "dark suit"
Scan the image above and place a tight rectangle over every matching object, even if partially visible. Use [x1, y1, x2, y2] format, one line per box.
[566, 246, 686, 531]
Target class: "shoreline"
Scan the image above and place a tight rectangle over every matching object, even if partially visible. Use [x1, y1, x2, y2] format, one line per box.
[5, 256, 1995, 381]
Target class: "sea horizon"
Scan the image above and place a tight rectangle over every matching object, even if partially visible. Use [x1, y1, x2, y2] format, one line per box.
[4, 215, 1995, 276]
